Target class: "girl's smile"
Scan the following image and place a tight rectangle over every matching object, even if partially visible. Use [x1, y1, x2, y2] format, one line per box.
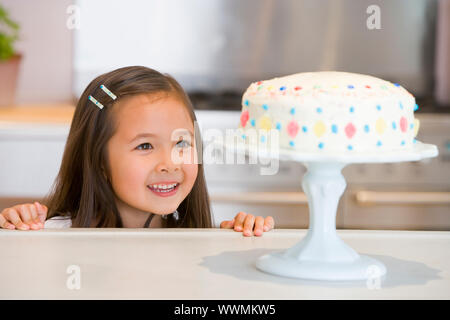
[147, 182, 180, 197]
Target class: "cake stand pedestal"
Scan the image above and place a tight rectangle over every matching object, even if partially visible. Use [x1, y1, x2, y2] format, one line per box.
[218, 140, 438, 281]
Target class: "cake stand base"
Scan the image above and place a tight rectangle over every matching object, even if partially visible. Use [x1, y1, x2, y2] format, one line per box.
[256, 252, 386, 281]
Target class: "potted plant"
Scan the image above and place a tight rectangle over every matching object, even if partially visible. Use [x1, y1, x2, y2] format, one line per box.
[0, 4, 21, 107]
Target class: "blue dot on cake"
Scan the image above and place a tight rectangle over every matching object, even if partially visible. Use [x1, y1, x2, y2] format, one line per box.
[318, 142, 324, 149]
[364, 124, 370, 133]
[392, 121, 397, 130]
[316, 107, 322, 113]
[376, 105, 382, 111]
[289, 141, 295, 147]
[245, 100, 249, 106]
[331, 124, 338, 133]
[349, 106, 355, 113]
[276, 122, 281, 130]
[290, 107, 295, 115]
[262, 104, 268, 110]
[302, 126, 308, 133]
[377, 140, 382, 147]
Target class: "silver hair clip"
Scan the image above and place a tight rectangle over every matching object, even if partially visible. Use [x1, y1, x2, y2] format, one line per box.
[88, 95, 104, 109]
[100, 84, 117, 100]
[88, 84, 117, 110]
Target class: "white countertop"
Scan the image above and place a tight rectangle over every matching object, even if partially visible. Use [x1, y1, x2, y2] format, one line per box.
[0, 228, 449, 299]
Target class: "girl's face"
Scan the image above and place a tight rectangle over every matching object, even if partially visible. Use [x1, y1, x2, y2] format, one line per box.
[106, 93, 198, 222]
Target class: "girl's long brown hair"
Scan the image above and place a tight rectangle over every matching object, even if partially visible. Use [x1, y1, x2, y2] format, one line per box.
[43, 66, 212, 228]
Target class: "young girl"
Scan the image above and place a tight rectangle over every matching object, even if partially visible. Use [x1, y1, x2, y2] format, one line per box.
[0, 66, 274, 236]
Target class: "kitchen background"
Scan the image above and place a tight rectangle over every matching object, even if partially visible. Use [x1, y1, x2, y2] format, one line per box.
[0, 0, 449, 230]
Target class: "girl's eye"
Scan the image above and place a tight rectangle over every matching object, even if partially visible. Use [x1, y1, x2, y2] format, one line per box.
[177, 140, 191, 148]
[136, 143, 153, 151]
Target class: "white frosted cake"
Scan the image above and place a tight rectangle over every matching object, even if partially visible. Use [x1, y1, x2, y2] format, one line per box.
[238, 71, 420, 153]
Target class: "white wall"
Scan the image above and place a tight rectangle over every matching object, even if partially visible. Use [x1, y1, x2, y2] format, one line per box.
[72, 0, 224, 97]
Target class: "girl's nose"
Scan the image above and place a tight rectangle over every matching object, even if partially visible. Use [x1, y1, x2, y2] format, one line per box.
[157, 164, 179, 173]
[155, 151, 181, 173]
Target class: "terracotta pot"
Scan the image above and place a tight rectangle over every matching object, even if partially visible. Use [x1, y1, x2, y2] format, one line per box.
[0, 53, 22, 107]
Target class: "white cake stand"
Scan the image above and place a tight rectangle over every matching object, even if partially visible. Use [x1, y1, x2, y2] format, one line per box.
[216, 139, 439, 281]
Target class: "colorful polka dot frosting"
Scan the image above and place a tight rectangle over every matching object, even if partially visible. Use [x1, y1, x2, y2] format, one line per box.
[238, 71, 420, 153]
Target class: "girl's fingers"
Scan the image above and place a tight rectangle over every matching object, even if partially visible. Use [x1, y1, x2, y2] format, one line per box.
[35, 202, 48, 224]
[219, 218, 235, 229]
[19, 205, 39, 230]
[263, 216, 275, 232]
[4, 208, 29, 230]
[0, 214, 16, 229]
[233, 212, 247, 232]
[27, 204, 42, 229]
[243, 214, 256, 237]
[253, 216, 265, 236]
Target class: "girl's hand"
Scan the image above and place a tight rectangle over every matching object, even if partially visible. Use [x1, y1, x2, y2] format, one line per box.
[0, 202, 47, 230]
[220, 211, 275, 237]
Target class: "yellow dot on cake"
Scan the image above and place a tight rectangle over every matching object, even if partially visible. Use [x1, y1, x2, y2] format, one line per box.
[376, 118, 387, 135]
[314, 121, 326, 137]
[258, 116, 272, 131]
[414, 119, 420, 137]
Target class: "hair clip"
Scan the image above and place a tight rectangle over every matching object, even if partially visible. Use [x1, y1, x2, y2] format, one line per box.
[100, 84, 117, 100]
[88, 85, 117, 110]
[88, 95, 104, 109]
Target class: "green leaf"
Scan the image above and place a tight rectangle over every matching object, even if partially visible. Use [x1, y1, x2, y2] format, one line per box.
[0, 4, 20, 59]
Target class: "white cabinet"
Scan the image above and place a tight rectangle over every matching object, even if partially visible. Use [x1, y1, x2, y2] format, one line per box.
[0, 123, 69, 198]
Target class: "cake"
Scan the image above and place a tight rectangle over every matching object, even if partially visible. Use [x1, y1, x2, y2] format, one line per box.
[237, 71, 420, 153]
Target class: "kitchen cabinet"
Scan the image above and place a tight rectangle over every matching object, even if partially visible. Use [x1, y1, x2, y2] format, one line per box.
[0, 105, 73, 200]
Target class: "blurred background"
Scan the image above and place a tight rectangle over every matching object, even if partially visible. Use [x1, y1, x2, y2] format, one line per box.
[0, 0, 449, 230]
